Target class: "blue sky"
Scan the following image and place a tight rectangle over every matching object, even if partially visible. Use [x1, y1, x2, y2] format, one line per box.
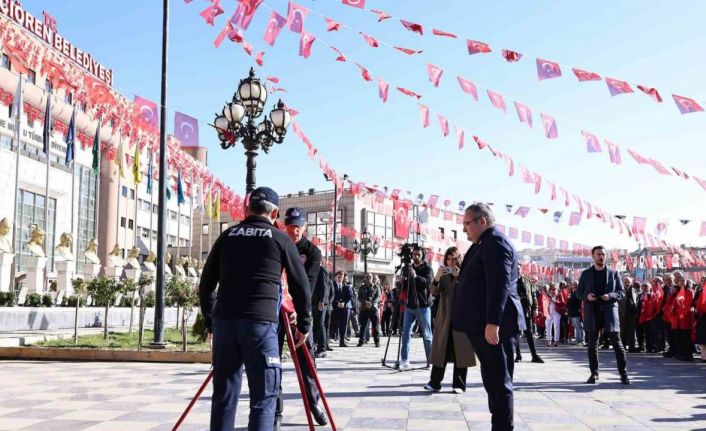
[24, 0, 706, 250]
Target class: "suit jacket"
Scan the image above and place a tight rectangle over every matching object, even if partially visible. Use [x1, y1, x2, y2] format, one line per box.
[451, 226, 525, 337]
[358, 283, 381, 311]
[312, 267, 332, 306]
[332, 281, 353, 310]
[576, 266, 625, 332]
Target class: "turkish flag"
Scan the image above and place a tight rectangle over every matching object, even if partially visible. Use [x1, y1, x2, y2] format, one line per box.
[427, 195, 439, 208]
[560, 188, 570, 207]
[534, 235, 544, 247]
[287, 2, 308, 33]
[437, 115, 449, 137]
[426, 63, 443, 87]
[457, 76, 478, 100]
[606, 140, 622, 164]
[487, 90, 506, 112]
[455, 126, 465, 149]
[393, 200, 410, 239]
[3, 41, 32, 75]
[547, 237, 556, 249]
[371, 9, 391, 22]
[540, 113, 558, 138]
[360, 32, 379, 48]
[331, 46, 346, 62]
[433, 28, 457, 38]
[255, 51, 264, 66]
[394, 46, 422, 55]
[605, 77, 633, 96]
[231, 0, 263, 30]
[509, 227, 518, 239]
[572, 67, 601, 82]
[515, 206, 530, 217]
[533, 173, 542, 194]
[41, 57, 76, 93]
[514, 102, 533, 127]
[84, 75, 116, 106]
[520, 166, 534, 183]
[536, 58, 562, 80]
[637, 85, 663, 103]
[582, 130, 602, 153]
[701, 221, 706, 237]
[199, 0, 224, 25]
[501, 49, 522, 62]
[418, 103, 430, 127]
[134, 95, 159, 133]
[378, 78, 389, 102]
[325, 17, 341, 31]
[174, 112, 199, 147]
[627, 149, 650, 164]
[649, 158, 672, 176]
[263, 11, 287, 46]
[400, 19, 424, 35]
[299, 31, 315, 58]
[467, 40, 491, 55]
[473, 135, 487, 149]
[521, 231, 531, 243]
[632, 217, 646, 235]
[506, 158, 514, 176]
[356, 63, 372, 81]
[672, 94, 704, 114]
[397, 87, 422, 99]
[342, 0, 365, 8]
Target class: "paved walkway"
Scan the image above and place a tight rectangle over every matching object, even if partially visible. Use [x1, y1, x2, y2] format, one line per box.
[0, 337, 704, 430]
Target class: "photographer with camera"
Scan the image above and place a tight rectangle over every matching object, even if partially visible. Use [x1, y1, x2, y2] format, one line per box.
[357, 273, 382, 347]
[399, 245, 434, 370]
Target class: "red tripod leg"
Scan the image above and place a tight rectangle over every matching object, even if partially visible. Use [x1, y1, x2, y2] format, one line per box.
[283, 312, 316, 431]
[172, 369, 214, 431]
[300, 339, 337, 431]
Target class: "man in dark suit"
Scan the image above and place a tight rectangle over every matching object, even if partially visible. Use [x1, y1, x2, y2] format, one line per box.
[576, 245, 629, 385]
[331, 270, 353, 347]
[452, 203, 525, 431]
[313, 266, 333, 358]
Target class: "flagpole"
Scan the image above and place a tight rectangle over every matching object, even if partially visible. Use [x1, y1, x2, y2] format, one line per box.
[93, 118, 102, 266]
[10, 74, 23, 292]
[188, 173, 193, 262]
[198, 179, 203, 267]
[71, 156, 77, 273]
[149, 172, 154, 254]
[43, 92, 52, 289]
[208, 183, 212, 260]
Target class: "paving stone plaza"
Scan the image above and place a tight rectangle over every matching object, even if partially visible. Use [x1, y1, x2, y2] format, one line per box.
[0, 339, 704, 430]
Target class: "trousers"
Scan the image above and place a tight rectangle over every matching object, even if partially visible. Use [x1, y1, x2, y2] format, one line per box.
[332, 308, 349, 344]
[211, 318, 280, 431]
[358, 309, 381, 343]
[401, 306, 432, 363]
[586, 330, 627, 376]
[571, 317, 584, 343]
[515, 314, 538, 357]
[276, 313, 319, 419]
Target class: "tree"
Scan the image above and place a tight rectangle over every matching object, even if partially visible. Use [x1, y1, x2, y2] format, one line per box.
[167, 275, 198, 351]
[122, 279, 138, 335]
[71, 278, 87, 346]
[86, 276, 121, 340]
[136, 274, 153, 351]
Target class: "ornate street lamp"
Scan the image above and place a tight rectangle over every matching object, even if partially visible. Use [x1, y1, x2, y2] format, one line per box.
[354, 229, 379, 275]
[212, 67, 291, 193]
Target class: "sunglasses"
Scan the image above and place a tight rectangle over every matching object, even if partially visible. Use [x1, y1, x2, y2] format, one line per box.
[463, 216, 483, 227]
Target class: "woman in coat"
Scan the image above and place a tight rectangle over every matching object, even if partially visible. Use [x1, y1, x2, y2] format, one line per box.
[424, 246, 476, 393]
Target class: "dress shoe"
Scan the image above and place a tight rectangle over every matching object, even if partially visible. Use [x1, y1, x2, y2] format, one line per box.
[423, 383, 440, 392]
[339, 342, 348, 347]
[357, 341, 364, 347]
[620, 374, 631, 385]
[326, 345, 333, 351]
[311, 404, 328, 426]
[515, 355, 523, 362]
[663, 350, 674, 358]
[274, 416, 282, 431]
[375, 340, 380, 347]
[586, 373, 599, 384]
[531, 355, 544, 363]
[315, 350, 327, 359]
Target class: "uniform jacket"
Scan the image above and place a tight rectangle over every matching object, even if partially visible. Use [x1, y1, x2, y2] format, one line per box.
[576, 266, 624, 333]
[430, 273, 476, 368]
[451, 226, 525, 337]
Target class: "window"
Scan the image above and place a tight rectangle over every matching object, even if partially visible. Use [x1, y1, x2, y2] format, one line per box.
[220, 222, 228, 233]
[121, 186, 134, 200]
[439, 227, 445, 240]
[451, 230, 457, 240]
[169, 210, 177, 221]
[78, 101, 87, 112]
[181, 215, 190, 225]
[64, 92, 73, 105]
[128, 219, 134, 230]
[44, 80, 52, 93]
[27, 69, 36, 84]
[1, 53, 10, 69]
[152, 204, 158, 214]
[121, 186, 128, 198]
[202, 224, 209, 235]
[140, 227, 150, 238]
[0, 135, 11, 150]
[120, 217, 126, 228]
[167, 235, 176, 246]
[76, 166, 97, 265]
[7, 102, 12, 119]
[305, 209, 343, 258]
[13, 190, 57, 272]
[139, 199, 151, 211]
[365, 210, 394, 261]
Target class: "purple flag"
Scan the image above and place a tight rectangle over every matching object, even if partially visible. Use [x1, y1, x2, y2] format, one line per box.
[174, 112, 199, 147]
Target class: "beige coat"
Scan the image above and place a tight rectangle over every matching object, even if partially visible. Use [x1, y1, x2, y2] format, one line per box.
[430, 274, 477, 368]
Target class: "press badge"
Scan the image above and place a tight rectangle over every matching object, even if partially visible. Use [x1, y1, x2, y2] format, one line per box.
[267, 356, 281, 366]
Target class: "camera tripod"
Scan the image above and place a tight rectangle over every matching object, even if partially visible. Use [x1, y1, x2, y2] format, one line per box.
[381, 261, 430, 371]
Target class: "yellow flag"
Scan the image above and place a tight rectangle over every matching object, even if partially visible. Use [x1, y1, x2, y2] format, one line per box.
[115, 137, 125, 178]
[213, 189, 221, 220]
[204, 185, 212, 218]
[132, 144, 142, 184]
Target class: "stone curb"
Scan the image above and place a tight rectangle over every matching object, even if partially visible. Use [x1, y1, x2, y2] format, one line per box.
[0, 346, 211, 363]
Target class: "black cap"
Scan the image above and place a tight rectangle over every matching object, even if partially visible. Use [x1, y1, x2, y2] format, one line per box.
[249, 187, 279, 207]
[284, 207, 306, 226]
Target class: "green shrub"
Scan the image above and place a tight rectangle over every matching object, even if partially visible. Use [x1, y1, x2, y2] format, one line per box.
[41, 294, 53, 307]
[192, 312, 208, 342]
[25, 293, 41, 307]
[144, 291, 155, 307]
[0, 291, 16, 306]
[64, 295, 87, 307]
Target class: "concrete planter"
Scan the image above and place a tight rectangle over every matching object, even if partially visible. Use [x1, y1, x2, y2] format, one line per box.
[0, 346, 210, 363]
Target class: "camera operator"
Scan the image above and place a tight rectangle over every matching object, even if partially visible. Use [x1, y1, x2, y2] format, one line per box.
[198, 187, 311, 431]
[276, 207, 328, 428]
[399, 245, 434, 370]
[357, 273, 382, 347]
[576, 245, 629, 385]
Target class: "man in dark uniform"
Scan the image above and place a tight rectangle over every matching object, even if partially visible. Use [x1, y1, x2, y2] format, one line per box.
[515, 273, 544, 363]
[275, 207, 327, 428]
[313, 266, 332, 358]
[199, 187, 311, 431]
[357, 273, 382, 347]
[576, 245, 629, 385]
[452, 203, 525, 431]
[331, 270, 354, 347]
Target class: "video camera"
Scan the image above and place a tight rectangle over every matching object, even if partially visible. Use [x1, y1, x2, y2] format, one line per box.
[397, 242, 420, 266]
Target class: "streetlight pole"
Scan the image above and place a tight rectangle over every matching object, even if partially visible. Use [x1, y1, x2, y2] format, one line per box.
[213, 68, 291, 194]
[354, 230, 378, 278]
[324, 173, 348, 276]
